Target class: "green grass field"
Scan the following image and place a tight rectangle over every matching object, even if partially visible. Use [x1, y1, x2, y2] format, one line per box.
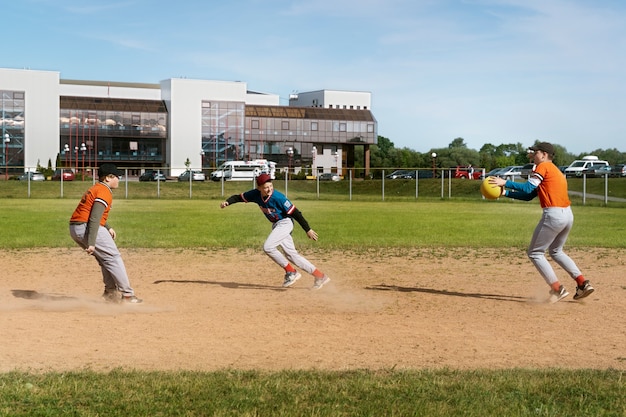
[1, 189, 625, 416]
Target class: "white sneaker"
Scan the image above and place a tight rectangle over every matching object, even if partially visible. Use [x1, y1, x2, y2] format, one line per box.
[548, 286, 569, 303]
[312, 276, 330, 290]
[283, 272, 301, 287]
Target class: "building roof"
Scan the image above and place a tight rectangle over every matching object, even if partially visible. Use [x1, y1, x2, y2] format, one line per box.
[245, 105, 375, 121]
[60, 96, 167, 112]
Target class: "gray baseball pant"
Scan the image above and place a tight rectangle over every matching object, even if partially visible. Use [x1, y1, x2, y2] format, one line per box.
[69, 223, 135, 296]
[527, 206, 582, 286]
[263, 218, 316, 274]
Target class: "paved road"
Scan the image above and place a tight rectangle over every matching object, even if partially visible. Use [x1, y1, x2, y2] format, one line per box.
[568, 191, 626, 203]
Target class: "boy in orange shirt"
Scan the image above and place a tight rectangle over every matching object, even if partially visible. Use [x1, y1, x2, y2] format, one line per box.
[69, 163, 142, 303]
[490, 142, 594, 303]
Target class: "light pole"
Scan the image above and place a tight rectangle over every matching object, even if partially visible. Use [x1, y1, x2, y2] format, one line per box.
[74, 146, 79, 175]
[311, 146, 317, 177]
[200, 150, 205, 173]
[80, 143, 87, 179]
[334, 151, 339, 174]
[286, 147, 294, 180]
[431, 152, 437, 177]
[3, 133, 10, 180]
[64, 144, 70, 168]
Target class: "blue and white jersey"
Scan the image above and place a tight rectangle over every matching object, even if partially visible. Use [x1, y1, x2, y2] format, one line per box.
[241, 189, 296, 223]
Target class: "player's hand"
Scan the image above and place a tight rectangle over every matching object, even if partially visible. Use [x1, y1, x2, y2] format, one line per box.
[85, 245, 96, 255]
[307, 229, 318, 241]
[108, 228, 117, 240]
[489, 177, 506, 187]
[220, 201, 229, 209]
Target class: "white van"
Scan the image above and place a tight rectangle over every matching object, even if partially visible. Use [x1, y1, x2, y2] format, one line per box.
[564, 156, 609, 177]
[210, 159, 276, 181]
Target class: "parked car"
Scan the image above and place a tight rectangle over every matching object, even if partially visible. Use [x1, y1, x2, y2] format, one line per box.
[564, 156, 609, 177]
[497, 166, 523, 180]
[178, 170, 206, 182]
[139, 170, 167, 182]
[52, 168, 75, 181]
[454, 166, 482, 180]
[611, 164, 626, 177]
[519, 163, 535, 178]
[481, 168, 505, 179]
[385, 169, 433, 180]
[318, 173, 341, 181]
[582, 165, 612, 178]
[385, 170, 411, 180]
[18, 171, 46, 181]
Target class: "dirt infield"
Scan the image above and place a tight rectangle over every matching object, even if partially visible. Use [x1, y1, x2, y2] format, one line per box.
[1, 247, 625, 373]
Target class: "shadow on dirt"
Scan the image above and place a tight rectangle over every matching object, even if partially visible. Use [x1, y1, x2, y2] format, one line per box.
[153, 279, 285, 291]
[366, 284, 532, 303]
[11, 289, 77, 301]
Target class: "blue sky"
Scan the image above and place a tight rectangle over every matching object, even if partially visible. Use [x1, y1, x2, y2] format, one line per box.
[4, 0, 625, 154]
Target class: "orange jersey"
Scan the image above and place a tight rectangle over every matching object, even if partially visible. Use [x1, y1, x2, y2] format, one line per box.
[531, 161, 571, 208]
[70, 182, 113, 226]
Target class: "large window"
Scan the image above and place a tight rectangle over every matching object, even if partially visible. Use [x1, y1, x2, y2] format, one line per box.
[1, 90, 25, 172]
[59, 97, 168, 169]
[201, 101, 245, 169]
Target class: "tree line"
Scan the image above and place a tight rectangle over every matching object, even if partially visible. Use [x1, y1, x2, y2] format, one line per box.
[360, 136, 626, 171]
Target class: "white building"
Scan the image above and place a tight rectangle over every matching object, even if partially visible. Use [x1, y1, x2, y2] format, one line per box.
[1, 67, 377, 178]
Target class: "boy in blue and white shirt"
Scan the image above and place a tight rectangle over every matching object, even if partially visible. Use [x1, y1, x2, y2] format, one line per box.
[220, 173, 331, 289]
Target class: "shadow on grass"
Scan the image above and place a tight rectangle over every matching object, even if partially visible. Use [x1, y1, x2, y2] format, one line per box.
[366, 284, 532, 303]
[153, 279, 286, 291]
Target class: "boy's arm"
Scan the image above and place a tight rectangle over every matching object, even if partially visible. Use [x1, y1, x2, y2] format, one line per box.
[86, 203, 106, 248]
[220, 194, 244, 208]
[290, 208, 318, 241]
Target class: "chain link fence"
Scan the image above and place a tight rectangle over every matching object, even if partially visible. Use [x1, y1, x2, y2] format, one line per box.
[1, 166, 625, 205]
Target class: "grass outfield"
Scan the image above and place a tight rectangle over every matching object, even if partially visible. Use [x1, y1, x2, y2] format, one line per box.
[1, 369, 624, 417]
[1, 197, 625, 416]
[0, 199, 625, 249]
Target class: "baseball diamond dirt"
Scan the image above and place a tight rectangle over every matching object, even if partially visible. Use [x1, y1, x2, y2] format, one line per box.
[1, 247, 625, 372]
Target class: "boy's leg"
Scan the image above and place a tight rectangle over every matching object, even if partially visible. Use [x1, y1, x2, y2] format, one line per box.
[263, 219, 294, 268]
[92, 226, 135, 296]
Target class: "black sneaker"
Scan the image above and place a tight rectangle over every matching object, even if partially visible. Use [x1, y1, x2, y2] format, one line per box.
[548, 285, 569, 303]
[573, 280, 594, 300]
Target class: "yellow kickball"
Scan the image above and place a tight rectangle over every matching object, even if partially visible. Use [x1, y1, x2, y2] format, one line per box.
[480, 177, 502, 200]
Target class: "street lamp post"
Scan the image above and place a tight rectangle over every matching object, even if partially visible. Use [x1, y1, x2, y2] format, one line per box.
[64, 144, 70, 168]
[80, 143, 87, 179]
[3, 133, 10, 180]
[311, 146, 317, 177]
[286, 147, 294, 180]
[334, 151, 339, 174]
[431, 152, 438, 177]
[200, 150, 205, 173]
[74, 146, 79, 175]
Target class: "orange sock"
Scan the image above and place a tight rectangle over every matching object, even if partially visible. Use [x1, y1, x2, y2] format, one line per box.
[312, 269, 325, 278]
[284, 264, 296, 273]
[575, 275, 586, 287]
[550, 282, 562, 292]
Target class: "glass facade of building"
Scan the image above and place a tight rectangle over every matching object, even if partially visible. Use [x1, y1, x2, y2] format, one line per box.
[1, 90, 25, 174]
[201, 100, 245, 169]
[244, 105, 376, 168]
[59, 97, 167, 174]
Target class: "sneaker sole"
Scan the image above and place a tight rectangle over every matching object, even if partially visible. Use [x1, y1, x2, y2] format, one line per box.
[282, 273, 302, 288]
[573, 288, 594, 300]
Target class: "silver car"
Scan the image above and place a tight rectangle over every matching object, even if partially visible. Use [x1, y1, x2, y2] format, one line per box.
[178, 170, 206, 182]
[18, 171, 46, 181]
